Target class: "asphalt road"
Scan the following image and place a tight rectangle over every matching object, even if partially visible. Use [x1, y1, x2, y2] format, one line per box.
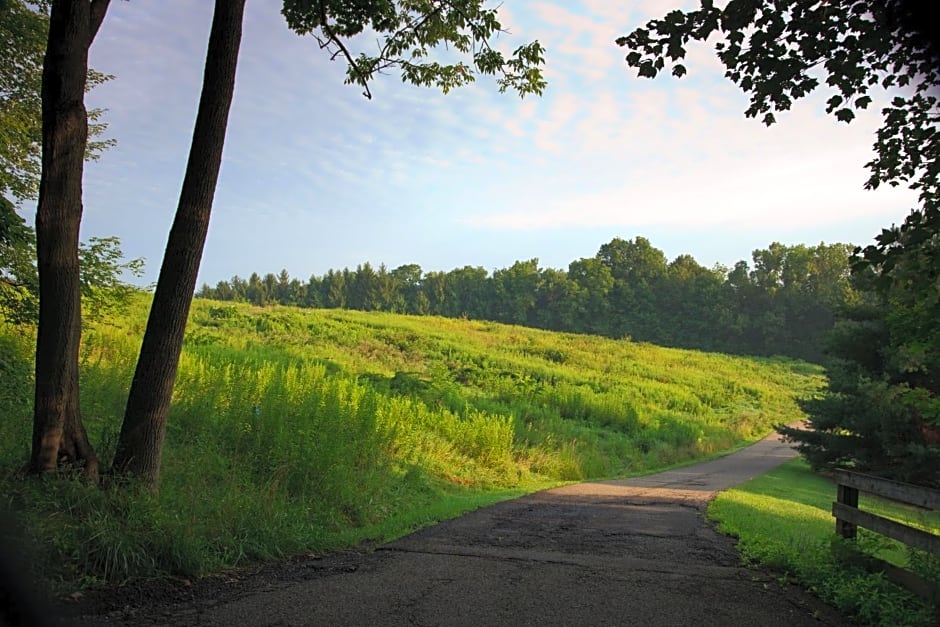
[78, 431, 848, 626]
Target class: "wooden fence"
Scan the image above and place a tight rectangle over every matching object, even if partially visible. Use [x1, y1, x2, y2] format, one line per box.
[832, 469, 940, 601]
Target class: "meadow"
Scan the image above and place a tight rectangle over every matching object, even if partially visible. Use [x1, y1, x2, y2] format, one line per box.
[0, 295, 824, 590]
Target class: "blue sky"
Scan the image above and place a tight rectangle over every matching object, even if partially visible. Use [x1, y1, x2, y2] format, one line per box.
[74, 0, 919, 287]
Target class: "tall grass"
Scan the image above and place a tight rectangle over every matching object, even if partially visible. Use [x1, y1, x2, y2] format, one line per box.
[0, 297, 824, 590]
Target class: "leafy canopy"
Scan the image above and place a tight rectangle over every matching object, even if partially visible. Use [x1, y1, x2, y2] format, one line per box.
[0, 0, 47, 202]
[616, 0, 938, 206]
[0, 0, 113, 203]
[282, 0, 546, 98]
[617, 1, 940, 483]
[1, 196, 144, 325]
[0, 195, 35, 323]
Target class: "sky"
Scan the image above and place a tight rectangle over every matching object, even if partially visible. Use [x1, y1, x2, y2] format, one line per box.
[69, 0, 921, 287]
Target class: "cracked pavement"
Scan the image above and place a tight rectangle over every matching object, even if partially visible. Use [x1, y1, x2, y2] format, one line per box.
[77, 431, 848, 626]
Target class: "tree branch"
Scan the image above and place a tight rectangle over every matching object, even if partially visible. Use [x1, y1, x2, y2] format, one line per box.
[0, 276, 31, 290]
[317, 2, 372, 99]
[88, 0, 111, 41]
[436, 0, 509, 59]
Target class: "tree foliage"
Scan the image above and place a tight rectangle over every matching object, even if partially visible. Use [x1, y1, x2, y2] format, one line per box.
[0, 0, 46, 202]
[1, 0, 119, 327]
[0, 0, 113, 203]
[96, 0, 548, 488]
[780, 247, 940, 486]
[1, 196, 144, 325]
[796, 204, 940, 486]
[78, 235, 145, 322]
[282, 0, 546, 99]
[616, 0, 940, 484]
[197, 237, 856, 363]
[616, 0, 938, 206]
[0, 195, 36, 322]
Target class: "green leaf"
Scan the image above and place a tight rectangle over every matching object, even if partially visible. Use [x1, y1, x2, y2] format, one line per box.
[638, 61, 658, 78]
[616, 0, 939, 224]
[285, 0, 547, 100]
[834, 108, 855, 123]
[826, 94, 843, 113]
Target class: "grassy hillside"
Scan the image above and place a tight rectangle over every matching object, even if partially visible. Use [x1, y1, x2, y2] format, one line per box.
[0, 295, 824, 588]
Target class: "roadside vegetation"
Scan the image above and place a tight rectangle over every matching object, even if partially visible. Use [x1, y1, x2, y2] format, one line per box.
[0, 295, 822, 591]
[3, 1, 937, 620]
[708, 459, 940, 627]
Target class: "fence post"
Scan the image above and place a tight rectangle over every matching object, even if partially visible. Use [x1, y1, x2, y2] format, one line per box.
[836, 483, 859, 539]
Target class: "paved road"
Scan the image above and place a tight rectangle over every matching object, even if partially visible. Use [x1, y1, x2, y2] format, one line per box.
[81, 432, 847, 626]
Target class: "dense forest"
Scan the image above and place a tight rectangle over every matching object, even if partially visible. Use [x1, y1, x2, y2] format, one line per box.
[197, 236, 856, 363]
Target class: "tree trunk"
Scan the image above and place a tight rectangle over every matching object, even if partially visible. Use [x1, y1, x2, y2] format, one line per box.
[111, 0, 246, 487]
[31, 0, 110, 481]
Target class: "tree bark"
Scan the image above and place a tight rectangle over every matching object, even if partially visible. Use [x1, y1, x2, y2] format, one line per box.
[112, 0, 246, 487]
[31, 0, 110, 481]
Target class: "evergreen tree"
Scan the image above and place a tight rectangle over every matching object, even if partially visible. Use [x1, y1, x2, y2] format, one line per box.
[780, 251, 940, 486]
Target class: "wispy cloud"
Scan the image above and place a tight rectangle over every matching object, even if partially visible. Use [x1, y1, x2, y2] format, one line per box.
[462, 123, 918, 231]
[459, 36, 917, 234]
[75, 0, 917, 285]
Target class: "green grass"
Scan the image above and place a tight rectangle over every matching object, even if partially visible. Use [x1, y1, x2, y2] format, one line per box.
[707, 458, 940, 626]
[0, 295, 825, 592]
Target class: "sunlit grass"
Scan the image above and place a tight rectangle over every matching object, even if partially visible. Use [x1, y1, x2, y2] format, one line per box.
[0, 296, 825, 591]
[708, 459, 939, 626]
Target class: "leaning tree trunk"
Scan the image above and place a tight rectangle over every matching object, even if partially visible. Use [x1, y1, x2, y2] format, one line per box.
[111, 0, 246, 487]
[31, 0, 111, 481]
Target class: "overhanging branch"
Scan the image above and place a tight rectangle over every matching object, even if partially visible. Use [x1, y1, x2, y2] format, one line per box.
[317, 2, 372, 99]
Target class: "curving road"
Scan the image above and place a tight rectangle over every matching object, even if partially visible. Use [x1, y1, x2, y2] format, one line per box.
[79, 432, 847, 626]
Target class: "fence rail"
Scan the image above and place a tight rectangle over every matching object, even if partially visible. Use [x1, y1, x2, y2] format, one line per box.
[832, 469, 940, 601]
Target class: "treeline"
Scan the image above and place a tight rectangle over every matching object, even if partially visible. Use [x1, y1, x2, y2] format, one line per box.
[197, 237, 856, 362]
